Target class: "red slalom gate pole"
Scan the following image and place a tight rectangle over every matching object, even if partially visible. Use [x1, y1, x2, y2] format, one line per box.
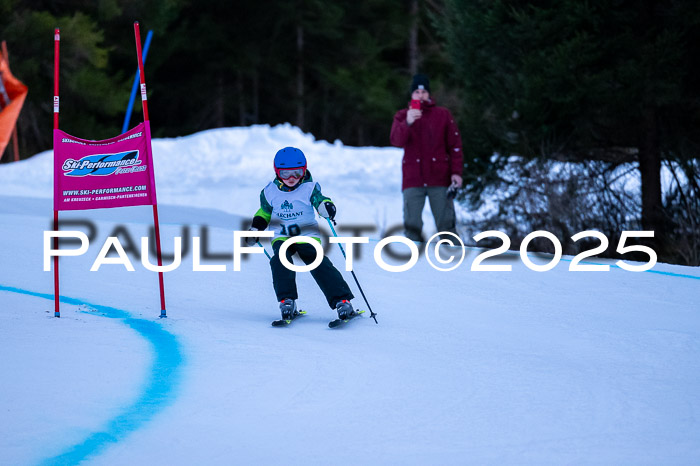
[134, 22, 149, 121]
[54, 30, 60, 131]
[151, 205, 167, 317]
[53, 28, 60, 317]
[134, 22, 167, 317]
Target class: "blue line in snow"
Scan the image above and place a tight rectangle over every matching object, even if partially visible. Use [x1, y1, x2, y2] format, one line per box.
[642, 269, 700, 279]
[557, 257, 700, 280]
[368, 238, 699, 280]
[0, 284, 184, 465]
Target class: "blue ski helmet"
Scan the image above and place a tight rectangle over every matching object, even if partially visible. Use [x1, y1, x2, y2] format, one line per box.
[274, 147, 307, 179]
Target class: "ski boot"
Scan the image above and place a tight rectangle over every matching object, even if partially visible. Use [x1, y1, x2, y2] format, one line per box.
[279, 299, 298, 320]
[335, 299, 354, 320]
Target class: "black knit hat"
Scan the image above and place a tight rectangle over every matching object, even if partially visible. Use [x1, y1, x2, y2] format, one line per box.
[411, 74, 430, 93]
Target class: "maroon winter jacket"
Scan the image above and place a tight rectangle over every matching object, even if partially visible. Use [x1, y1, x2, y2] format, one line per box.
[390, 99, 463, 191]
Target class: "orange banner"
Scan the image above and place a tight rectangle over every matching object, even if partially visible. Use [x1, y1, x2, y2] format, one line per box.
[0, 48, 28, 158]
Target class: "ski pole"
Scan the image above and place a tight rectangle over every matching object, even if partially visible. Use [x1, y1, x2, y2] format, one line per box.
[326, 218, 378, 324]
[257, 241, 271, 260]
[122, 29, 153, 133]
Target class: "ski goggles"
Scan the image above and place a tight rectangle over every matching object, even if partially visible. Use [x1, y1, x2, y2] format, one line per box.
[277, 168, 305, 179]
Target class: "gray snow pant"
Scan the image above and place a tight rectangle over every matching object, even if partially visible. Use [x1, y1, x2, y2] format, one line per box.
[403, 186, 457, 242]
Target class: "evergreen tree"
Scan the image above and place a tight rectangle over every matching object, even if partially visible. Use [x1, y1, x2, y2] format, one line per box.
[1, 0, 444, 151]
[441, 0, 700, 255]
[1, 5, 126, 157]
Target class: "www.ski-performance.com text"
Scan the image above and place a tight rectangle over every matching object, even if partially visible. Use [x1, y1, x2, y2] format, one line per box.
[61, 185, 148, 203]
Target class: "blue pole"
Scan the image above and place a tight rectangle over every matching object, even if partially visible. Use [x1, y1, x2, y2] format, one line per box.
[326, 218, 378, 324]
[122, 30, 153, 134]
[257, 241, 272, 260]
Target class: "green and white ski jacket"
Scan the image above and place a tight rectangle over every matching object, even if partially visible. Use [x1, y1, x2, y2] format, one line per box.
[252, 171, 331, 244]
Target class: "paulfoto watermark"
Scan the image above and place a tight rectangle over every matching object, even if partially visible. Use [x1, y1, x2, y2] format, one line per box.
[43, 225, 657, 273]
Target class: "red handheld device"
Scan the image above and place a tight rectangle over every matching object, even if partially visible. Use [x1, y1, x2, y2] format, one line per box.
[410, 99, 421, 110]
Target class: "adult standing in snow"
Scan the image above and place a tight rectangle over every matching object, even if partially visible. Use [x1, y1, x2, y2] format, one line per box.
[390, 74, 463, 242]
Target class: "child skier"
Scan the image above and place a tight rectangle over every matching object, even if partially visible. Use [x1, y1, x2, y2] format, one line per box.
[245, 146, 356, 322]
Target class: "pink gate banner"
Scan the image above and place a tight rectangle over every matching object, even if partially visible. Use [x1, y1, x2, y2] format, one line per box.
[53, 121, 158, 211]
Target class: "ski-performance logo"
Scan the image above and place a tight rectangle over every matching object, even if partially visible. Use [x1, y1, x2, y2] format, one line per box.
[62, 151, 141, 177]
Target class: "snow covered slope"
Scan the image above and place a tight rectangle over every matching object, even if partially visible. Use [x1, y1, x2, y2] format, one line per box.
[1, 124, 699, 464]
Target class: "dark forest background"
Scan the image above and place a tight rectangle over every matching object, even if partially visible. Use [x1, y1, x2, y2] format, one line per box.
[1, 0, 699, 265]
[1, 0, 453, 151]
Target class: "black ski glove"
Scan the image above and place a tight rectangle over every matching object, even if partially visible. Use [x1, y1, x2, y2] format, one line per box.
[244, 228, 260, 246]
[245, 216, 269, 246]
[318, 201, 336, 220]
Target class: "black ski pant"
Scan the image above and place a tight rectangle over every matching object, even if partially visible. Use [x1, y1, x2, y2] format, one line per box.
[270, 241, 353, 309]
